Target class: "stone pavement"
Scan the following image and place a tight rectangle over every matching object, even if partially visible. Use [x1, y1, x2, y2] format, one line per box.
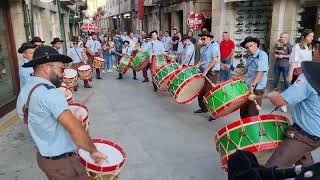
[0, 70, 319, 180]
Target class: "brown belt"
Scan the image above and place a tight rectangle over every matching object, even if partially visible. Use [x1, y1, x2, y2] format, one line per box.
[292, 123, 320, 141]
[42, 152, 76, 160]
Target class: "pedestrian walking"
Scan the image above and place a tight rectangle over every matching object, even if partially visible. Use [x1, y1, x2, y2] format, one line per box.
[16, 45, 106, 180]
[220, 32, 235, 81]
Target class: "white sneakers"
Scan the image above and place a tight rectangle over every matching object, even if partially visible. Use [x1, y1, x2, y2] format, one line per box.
[107, 69, 113, 72]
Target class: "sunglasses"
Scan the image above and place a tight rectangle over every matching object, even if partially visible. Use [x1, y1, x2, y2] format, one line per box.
[201, 37, 207, 41]
[73, 42, 78, 45]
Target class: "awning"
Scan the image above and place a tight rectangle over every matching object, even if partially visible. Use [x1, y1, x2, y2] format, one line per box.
[200, 9, 212, 19]
[224, 0, 249, 2]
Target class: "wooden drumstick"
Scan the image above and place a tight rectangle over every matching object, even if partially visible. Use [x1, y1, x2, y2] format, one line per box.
[248, 94, 261, 111]
[203, 74, 216, 87]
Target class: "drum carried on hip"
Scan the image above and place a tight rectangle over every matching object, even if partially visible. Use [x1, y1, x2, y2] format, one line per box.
[57, 86, 73, 103]
[204, 77, 250, 119]
[78, 139, 127, 180]
[92, 57, 105, 69]
[168, 65, 205, 104]
[117, 55, 133, 74]
[63, 69, 78, 88]
[78, 64, 92, 80]
[215, 115, 289, 171]
[151, 55, 166, 77]
[130, 51, 149, 72]
[69, 103, 89, 130]
[153, 62, 179, 92]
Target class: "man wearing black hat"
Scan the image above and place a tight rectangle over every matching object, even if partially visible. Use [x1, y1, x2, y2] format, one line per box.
[18, 42, 36, 88]
[181, 34, 195, 66]
[141, 30, 165, 91]
[68, 36, 92, 89]
[31, 36, 45, 48]
[86, 32, 103, 79]
[194, 31, 220, 121]
[114, 40, 137, 80]
[265, 61, 320, 168]
[51, 37, 64, 53]
[16, 45, 106, 179]
[235, 36, 269, 118]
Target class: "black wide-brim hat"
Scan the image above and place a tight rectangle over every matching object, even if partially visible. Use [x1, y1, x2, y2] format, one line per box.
[31, 36, 45, 44]
[198, 30, 213, 38]
[51, 37, 64, 45]
[181, 34, 191, 41]
[240, 36, 260, 48]
[18, 42, 36, 54]
[302, 61, 320, 94]
[22, 45, 72, 68]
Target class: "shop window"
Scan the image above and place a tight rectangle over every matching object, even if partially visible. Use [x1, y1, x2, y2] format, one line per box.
[0, 10, 17, 108]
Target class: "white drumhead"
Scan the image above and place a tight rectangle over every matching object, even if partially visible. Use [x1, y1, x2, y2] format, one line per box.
[64, 69, 77, 78]
[78, 142, 124, 167]
[69, 104, 88, 120]
[78, 65, 91, 71]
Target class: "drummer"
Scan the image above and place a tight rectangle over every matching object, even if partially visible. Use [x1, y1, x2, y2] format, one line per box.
[18, 42, 36, 88]
[86, 32, 103, 79]
[194, 31, 220, 121]
[16, 45, 106, 179]
[142, 30, 166, 92]
[181, 34, 195, 66]
[235, 36, 269, 118]
[67, 36, 92, 90]
[266, 61, 320, 168]
[116, 40, 137, 80]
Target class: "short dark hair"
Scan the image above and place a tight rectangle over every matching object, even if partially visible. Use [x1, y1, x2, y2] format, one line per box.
[165, 31, 169, 33]
[173, 28, 177, 31]
[150, 30, 158, 36]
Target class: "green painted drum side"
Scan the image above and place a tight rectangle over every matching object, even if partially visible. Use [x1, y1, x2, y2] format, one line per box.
[117, 55, 131, 73]
[206, 80, 249, 112]
[217, 121, 288, 157]
[154, 63, 179, 85]
[131, 51, 149, 69]
[168, 67, 201, 97]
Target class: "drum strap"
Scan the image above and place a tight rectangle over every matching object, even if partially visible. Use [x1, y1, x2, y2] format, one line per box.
[151, 42, 154, 53]
[187, 50, 195, 65]
[74, 48, 82, 61]
[22, 83, 54, 124]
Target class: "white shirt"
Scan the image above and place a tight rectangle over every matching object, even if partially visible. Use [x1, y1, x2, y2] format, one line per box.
[289, 43, 312, 68]
[128, 37, 137, 50]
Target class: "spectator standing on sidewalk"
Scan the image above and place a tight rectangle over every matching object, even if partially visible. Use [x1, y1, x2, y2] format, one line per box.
[187, 30, 197, 45]
[220, 32, 235, 81]
[102, 35, 113, 73]
[288, 29, 313, 84]
[161, 31, 172, 53]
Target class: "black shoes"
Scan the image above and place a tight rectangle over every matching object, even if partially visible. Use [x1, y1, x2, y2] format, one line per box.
[96, 77, 103, 80]
[142, 79, 149, 83]
[194, 109, 208, 113]
[208, 117, 216, 122]
[133, 77, 137, 80]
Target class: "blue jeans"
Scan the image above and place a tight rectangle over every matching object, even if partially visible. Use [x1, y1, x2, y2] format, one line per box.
[220, 58, 232, 82]
[103, 54, 112, 71]
[273, 62, 290, 90]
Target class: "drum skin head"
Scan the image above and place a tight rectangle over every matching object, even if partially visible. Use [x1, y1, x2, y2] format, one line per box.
[78, 65, 91, 71]
[64, 69, 77, 78]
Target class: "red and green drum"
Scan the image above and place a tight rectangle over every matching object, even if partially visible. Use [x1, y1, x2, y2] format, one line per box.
[117, 55, 133, 74]
[153, 62, 179, 92]
[130, 51, 149, 72]
[151, 55, 167, 77]
[215, 115, 289, 171]
[168, 65, 205, 104]
[204, 77, 249, 119]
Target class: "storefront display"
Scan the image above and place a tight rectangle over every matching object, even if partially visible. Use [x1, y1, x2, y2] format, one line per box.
[232, 1, 272, 64]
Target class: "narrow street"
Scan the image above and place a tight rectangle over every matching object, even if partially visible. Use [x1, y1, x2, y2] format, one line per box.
[1, 70, 319, 180]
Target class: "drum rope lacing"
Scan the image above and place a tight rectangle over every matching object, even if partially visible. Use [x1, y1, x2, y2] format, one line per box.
[205, 79, 247, 116]
[217, 116, 288, 164]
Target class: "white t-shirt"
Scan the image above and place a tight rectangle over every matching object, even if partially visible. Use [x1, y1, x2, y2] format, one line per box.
[289, 43, 312, 67]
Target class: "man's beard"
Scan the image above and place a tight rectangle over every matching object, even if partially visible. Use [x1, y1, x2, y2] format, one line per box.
[49, 71, 63, 88]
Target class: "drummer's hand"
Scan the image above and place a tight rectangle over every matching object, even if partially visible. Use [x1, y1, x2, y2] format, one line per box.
[90, 150, 108, 165]
[249, 84, 255, 94]
[202, 69, 208, 77]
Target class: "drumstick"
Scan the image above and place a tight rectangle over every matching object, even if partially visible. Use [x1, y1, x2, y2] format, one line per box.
[248, 94, 262, 111]
[203, 75, 216, 87]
